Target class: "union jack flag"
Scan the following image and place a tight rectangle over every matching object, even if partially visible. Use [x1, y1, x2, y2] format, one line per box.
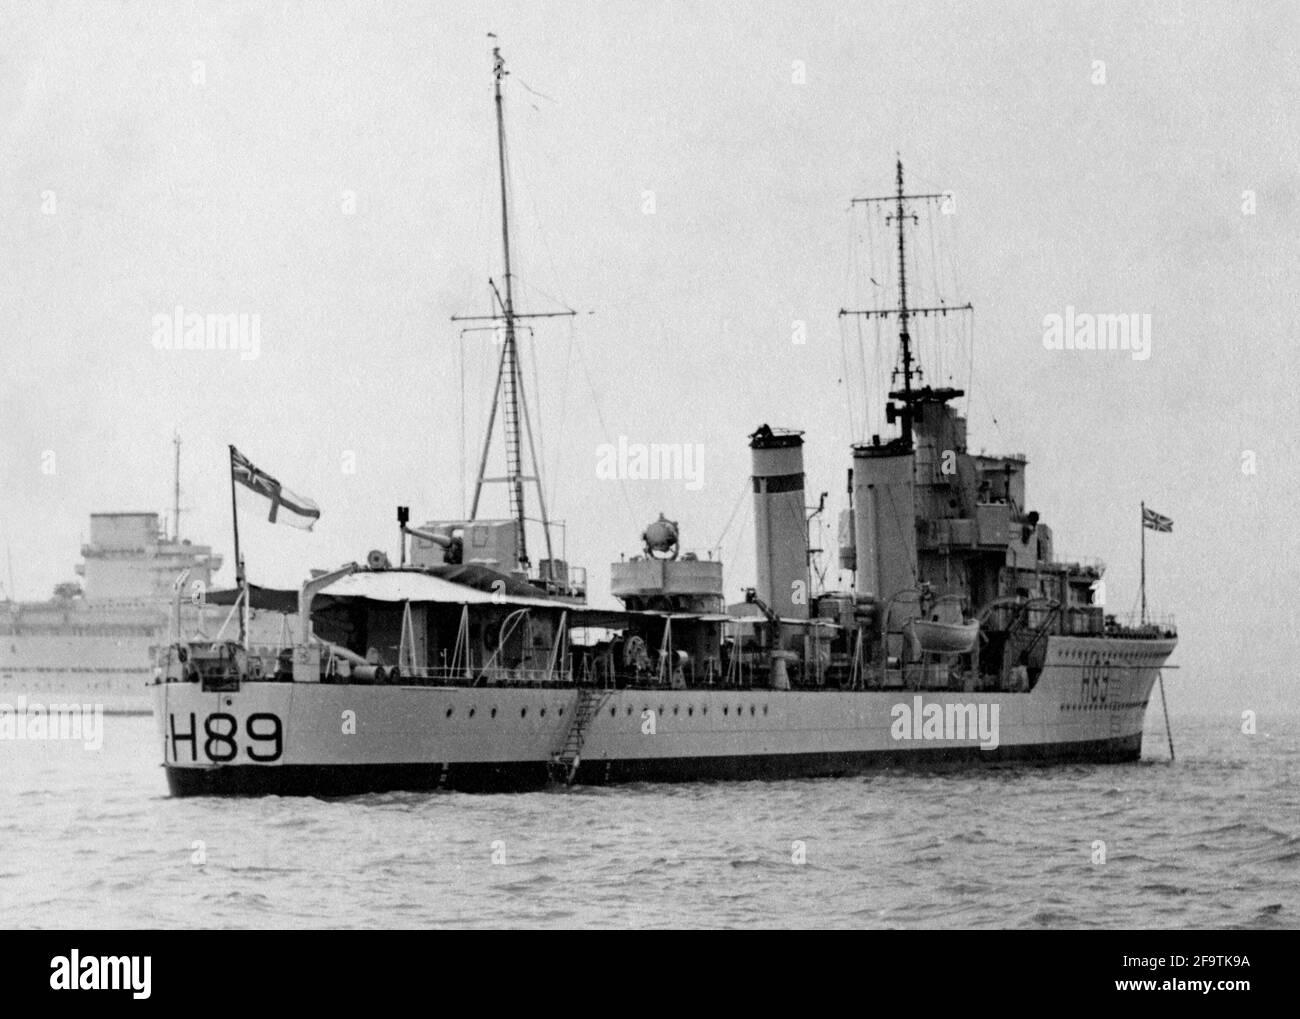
[230, 446, 320, 530]
[1142, 506, 1173, 533]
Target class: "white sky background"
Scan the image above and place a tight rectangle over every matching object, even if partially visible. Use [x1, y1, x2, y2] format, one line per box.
[1, 1, 1296, 714]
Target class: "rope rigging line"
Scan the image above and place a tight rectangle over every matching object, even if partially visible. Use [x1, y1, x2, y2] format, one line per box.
[720, 496, 753, 586]
[712, 476, 751, 557]
[842, 209, 859, 441]
[925, 197, 943, 383]
[883, 485, 920, 586]
[864, 202, 882, 437]
[574, 340, 639, 531]
[966, 307, 976, 427]
[527, 328, 546, 504]
[546, 317, 576, 514]
[494, 77, 591, 527]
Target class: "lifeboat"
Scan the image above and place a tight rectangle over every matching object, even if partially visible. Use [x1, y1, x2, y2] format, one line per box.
[905, 618, 980, 655]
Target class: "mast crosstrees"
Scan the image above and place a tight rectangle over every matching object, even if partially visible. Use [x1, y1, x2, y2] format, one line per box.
[839, 158, 972, 448]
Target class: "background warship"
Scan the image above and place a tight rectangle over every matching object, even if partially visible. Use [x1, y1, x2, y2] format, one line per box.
[150, 48, 1177, 796]
[0, 439, 291, 714]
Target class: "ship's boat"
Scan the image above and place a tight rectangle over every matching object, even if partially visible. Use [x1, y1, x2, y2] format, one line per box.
[905, 618, 980, 655]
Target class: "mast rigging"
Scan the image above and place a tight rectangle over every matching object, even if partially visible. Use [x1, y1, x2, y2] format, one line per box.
[839, 158, 970, 448]
[451, 45, 575, 576]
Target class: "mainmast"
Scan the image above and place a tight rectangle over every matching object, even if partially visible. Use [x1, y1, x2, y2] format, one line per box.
[840, 158, 972, 448]
[452, 44, 574, 578]
[491, 46, 528, 567]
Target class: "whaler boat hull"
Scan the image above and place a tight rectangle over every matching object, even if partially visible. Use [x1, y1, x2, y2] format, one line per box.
[905, 619, 981, 655]
[153, 634, 1175, 796]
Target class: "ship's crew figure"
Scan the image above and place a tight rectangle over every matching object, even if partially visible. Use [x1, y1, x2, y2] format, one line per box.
[1008, 651, 1030, 692]
[180, 646, 199, 684]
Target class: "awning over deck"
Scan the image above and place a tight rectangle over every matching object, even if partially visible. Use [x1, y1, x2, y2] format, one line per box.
[206, 583, 300, 614]
[318, 570, 562, 608]
[311, 570, 634, 628]
[208, 569, 843, 632]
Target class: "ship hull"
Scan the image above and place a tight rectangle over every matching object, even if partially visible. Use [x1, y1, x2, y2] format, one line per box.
[154, 634, 1174, 796]
[163, 734, 1145, 796]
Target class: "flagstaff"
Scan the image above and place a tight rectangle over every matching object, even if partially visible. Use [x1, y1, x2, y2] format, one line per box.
[228, 444, 246, 647]
[227, 444, 322, 651]
[1139, 503, 1173, 629]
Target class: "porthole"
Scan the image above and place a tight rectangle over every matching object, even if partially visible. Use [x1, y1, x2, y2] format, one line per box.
[540, 708, 546, 717]
[723, 706, 729, 715]
[750, 705, 756, 715]
[763, 705, 768, 715]
[490, 707, 497, 718]
[445, 707, 453, 718]
[673, 705, 679, 715]
[609, 706, 616, 716]
[521, 707, 527, 717]
[702, 706, 707, 715]
[469, 707, 476, 718]
[626, 706, 633, 716]
[687, 706, 694, 716]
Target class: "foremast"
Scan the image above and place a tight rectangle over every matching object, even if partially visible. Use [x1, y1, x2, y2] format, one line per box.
[841, 158, 972, 448]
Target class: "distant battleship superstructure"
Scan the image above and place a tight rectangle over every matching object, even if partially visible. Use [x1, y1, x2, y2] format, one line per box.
[2, 443, 291, 714]
[151, 48, 1176, 795]
[0, 511, 222, 714]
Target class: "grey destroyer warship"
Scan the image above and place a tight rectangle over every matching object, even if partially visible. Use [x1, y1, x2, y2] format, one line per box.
[151, 48, 1177, 796]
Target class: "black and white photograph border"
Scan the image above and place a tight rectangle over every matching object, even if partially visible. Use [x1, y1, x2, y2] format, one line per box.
[0, 0, 1296, 950]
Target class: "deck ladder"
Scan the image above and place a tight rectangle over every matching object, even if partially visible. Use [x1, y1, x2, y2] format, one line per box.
[551, 687, 610, 785]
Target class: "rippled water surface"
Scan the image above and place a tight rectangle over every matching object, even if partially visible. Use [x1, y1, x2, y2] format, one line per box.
[1, 713, 1296, 928]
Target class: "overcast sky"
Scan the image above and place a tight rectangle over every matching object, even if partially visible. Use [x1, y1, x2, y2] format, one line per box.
[2, 1, 1296, 715]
